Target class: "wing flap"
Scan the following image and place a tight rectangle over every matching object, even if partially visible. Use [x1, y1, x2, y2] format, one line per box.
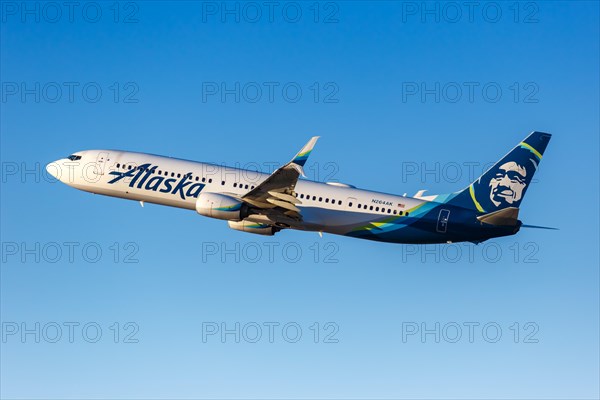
[268, 190, 302, 204]
[266, 198, 301, 213]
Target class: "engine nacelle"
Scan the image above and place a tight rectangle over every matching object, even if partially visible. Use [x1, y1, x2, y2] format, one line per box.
[196, 192, 248, 221]
[228, 220, 279, 236]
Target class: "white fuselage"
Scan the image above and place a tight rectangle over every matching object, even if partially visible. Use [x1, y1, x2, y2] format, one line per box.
[48, 149, 427, 235]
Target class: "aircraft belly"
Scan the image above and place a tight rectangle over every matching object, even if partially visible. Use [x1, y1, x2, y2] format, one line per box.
[71, 182, 195, 210]
[297, 206, 376, 232]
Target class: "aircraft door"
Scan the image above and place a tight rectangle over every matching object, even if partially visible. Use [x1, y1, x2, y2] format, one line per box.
[436, 209, 450, 233]
[95, 151, 110, 176]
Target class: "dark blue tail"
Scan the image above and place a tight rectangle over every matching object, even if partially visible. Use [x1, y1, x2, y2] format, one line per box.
[444, 131, 552, 213]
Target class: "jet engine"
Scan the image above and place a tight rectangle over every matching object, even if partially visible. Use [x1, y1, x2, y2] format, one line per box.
[228, 220, 279, 236]
[196, 192, 249, 221]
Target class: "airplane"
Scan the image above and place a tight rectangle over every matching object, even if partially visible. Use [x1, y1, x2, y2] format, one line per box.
[46, 131, 552, 244]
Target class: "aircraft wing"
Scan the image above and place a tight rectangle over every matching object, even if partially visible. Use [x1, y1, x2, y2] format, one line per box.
[242, 136, 319, 222]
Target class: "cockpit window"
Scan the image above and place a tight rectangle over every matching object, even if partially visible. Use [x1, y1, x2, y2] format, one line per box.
[67, 155, 82, 161]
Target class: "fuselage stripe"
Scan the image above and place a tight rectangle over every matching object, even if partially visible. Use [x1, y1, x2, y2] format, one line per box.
[519, 142, 543, 159]
[469, 184, 485, 213]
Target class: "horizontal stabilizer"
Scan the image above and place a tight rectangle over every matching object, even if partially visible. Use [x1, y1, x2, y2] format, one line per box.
[521, 224, 559, 230]
[477, 207, 519, 226]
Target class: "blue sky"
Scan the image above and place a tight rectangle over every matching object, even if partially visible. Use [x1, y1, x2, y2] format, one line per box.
[1, 1, 599, 398]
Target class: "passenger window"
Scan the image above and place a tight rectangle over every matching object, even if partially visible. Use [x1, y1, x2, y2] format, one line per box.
[312, 196, 316, 201]
[195, 177, 199, 181]
[387, 209, 391, 213]
[116, 163, 120, 168]
[370, 206, 373, 210]
[393, 210, 397, 215]
[209, 179, 213, 183]
[325, 198, 329, 203]
[405, 212, 409, 216]
[319, 197, 322, 202]
[349, 202, 353, 207]
[245, 184, 248, 189]
[338, 200, 342, 205]
[233, 183, 237, 187]
[376, 207, 379, 212]
[221, 181, 225, 185]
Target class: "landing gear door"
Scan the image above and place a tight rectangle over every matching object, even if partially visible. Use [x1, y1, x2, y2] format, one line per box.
[436, 209, 450, 233]
[95, 151, 110, 176]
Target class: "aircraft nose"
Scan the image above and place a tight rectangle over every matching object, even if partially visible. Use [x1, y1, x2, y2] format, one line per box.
[46, 159, 67, 182]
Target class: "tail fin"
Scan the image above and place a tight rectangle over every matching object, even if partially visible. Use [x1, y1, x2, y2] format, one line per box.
[444, 131, 552, 213]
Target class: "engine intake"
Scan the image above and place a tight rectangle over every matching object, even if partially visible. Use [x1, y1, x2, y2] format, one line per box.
[196, 192, 248, 221]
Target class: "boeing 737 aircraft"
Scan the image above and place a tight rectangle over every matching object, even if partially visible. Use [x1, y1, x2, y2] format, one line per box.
[47, 131, 552, 244]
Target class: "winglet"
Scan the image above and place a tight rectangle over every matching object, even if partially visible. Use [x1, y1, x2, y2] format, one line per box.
[289, 136, 320, 177]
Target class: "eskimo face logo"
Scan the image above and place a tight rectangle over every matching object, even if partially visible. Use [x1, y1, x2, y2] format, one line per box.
[488, 161, 527, 207]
